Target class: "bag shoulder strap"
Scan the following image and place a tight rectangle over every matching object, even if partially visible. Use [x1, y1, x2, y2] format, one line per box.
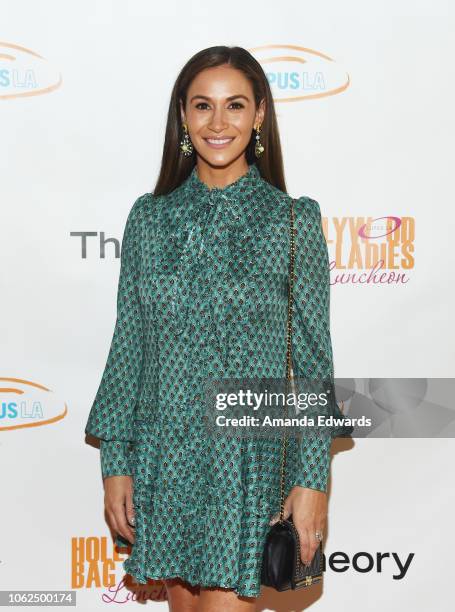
[278, 197, 296, 521]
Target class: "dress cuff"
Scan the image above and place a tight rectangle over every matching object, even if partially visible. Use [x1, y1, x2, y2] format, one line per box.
[100, 440, 133, 478]
[291, 433, 332, 493]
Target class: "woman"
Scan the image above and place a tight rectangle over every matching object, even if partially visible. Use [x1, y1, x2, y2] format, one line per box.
[85, 45, 346, 611]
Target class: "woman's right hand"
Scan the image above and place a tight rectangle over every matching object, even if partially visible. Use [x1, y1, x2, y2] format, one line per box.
[103, 475, 136, 544]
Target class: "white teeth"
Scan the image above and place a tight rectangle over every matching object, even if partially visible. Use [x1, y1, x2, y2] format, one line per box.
[206, 138, 232, 144]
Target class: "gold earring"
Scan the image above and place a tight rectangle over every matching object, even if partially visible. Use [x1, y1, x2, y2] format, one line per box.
[254, 123, 264, 158]
[180, 122, 194, 156]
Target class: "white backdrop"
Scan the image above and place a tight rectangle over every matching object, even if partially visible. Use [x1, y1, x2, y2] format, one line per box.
[1, 1, 454, 610]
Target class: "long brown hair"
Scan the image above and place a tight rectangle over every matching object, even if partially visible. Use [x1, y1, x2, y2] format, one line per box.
[153, 45, 287, 195]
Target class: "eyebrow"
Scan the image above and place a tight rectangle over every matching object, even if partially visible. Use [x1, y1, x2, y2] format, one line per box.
[189, 94, 250, 103]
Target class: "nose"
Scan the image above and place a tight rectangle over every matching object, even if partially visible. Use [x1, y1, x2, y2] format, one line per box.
[207, 106, 228, 132]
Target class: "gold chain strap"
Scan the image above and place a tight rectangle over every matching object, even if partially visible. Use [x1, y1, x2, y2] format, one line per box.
[279, 197, 296, 522]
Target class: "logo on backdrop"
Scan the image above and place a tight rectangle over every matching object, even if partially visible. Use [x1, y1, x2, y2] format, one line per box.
[72, 537, 167, 602]
[0, 41, 62, 100]
[249, 43, 350, 101]
[0, 377, 67, 430]
[323, 215, 415, 284]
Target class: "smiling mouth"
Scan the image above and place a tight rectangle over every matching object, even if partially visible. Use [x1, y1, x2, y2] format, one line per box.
[203, 137, 235, 146]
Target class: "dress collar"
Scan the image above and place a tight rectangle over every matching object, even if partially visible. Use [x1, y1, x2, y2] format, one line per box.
[184, 162, 262, 201]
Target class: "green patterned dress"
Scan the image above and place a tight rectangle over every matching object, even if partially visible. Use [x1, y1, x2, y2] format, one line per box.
[84, 162, 339, 597]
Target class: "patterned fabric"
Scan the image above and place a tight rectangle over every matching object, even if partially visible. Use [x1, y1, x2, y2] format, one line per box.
[85, 162, 339, 597]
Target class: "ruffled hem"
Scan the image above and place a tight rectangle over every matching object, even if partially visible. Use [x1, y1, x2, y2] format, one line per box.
[122, 565, 263, 599]
[117, 486, 277, 599]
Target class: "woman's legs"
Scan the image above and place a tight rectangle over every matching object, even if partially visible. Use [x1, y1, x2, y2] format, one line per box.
[198, 586, 257, 612]
[164, 578, 200, 612]
[164, 580, 257, 612]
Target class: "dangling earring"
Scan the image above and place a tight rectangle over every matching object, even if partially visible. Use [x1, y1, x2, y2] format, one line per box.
[180, 122, 194, 156]
[254, 123, 264, 158]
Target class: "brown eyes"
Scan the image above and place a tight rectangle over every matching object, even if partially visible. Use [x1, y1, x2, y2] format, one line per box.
[195, 102, 244, 110]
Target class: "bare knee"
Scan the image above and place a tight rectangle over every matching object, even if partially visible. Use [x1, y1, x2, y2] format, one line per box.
[198, 586, 257, 612]
[164, 577, 200, 612]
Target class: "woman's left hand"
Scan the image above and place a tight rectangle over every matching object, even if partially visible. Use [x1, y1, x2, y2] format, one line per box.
[269, 486, 327, 566]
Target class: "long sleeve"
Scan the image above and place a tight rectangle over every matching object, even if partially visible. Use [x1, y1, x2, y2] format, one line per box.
[85, 194, 147, 478]
[289, 196, 335, 493]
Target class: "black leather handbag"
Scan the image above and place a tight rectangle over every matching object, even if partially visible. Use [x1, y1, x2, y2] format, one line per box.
[260, 197, 324, 591]
[261, 515, 323, 590]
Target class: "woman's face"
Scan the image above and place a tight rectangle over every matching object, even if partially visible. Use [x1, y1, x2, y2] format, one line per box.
[181, 64, 265, 167]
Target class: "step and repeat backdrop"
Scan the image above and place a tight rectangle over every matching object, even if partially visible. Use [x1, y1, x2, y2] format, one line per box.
[2, 1, 454, 610]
